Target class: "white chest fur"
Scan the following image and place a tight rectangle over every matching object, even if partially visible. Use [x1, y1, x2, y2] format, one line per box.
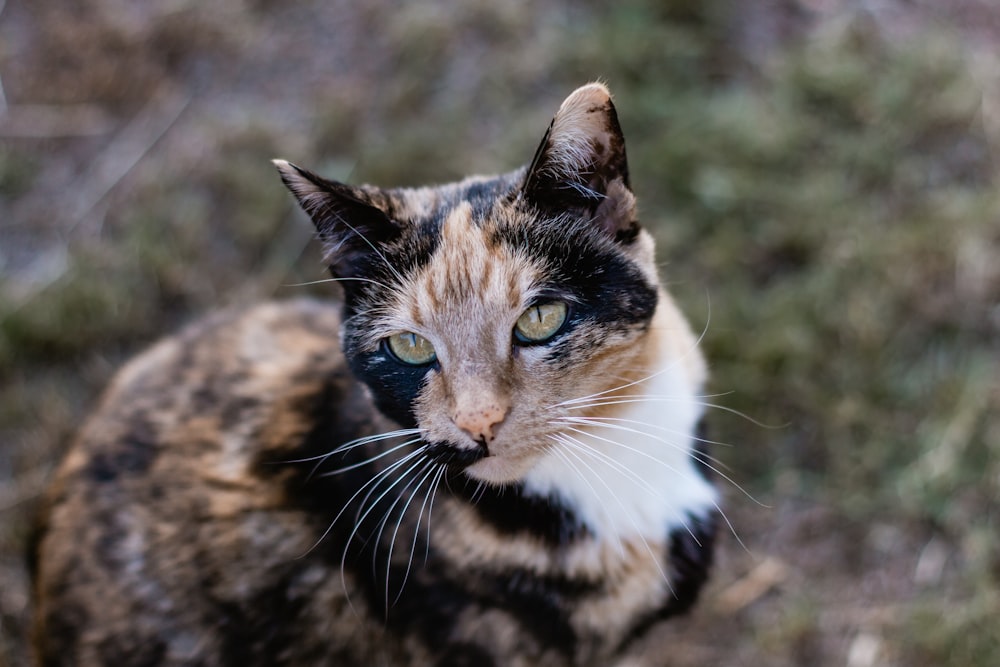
[523, 361, 718, 544]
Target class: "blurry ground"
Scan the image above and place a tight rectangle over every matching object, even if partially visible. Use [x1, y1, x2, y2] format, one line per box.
[2, 0, 999, 665]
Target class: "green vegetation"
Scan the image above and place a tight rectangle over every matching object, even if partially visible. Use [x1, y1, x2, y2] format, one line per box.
[2, 0, 997, 664]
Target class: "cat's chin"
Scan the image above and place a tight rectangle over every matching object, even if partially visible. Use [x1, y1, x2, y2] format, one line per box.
[463, 453, 536, 485]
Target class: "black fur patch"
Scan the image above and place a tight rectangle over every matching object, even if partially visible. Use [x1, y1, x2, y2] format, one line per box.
[450, 473, 591, 547]
[342, 328, 433, 429]
[664, 510, 718, 616]
[35, 600, 88, 667]
[388, 560, 578, 662]
[692, 418, 713, 481]
[490, 217, 657, 338]
[213, 570, 315, 667]
[616, 422, 718, 649]
[338, 206, 442, 314]
[617, 510, 719, 651]
[86, 418, 159, 483]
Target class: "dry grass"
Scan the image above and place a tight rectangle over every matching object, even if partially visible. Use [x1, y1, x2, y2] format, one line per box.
[2, 0, 998, 664]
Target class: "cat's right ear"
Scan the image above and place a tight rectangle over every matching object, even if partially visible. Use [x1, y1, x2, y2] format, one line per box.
[273, 160, 400, 277]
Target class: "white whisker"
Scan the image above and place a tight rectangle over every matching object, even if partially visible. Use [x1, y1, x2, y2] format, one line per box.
[554, 417, 765, 508]
[546, 438, 626, 558]
[315, 200, 408, 286]
[383, 460, 438, 612]
[554, 432, 661, 498]
[561, 395, 774, 428]
[275, 428, 421, 464]
[554, 432, 704, 548]
[563, 414, 735, 452]
[558, 442, 672, 590]
[301, 446, 424, 560]
[392, 463, 445, 607]
[552, 419, 753, 552]
[421, 465, 446, 566]
[282, 276, 395, 291]
[319, 438, 423, 478]
[338, 450, 429, 601]
[548, 298, 712, 410]
[557, 415, 732, 472]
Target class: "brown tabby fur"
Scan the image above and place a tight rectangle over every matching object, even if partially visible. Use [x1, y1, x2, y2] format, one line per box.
[31, 84, 718, 666]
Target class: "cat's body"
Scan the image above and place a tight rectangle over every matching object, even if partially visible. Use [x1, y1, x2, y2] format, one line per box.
[31, 84, 718, 666]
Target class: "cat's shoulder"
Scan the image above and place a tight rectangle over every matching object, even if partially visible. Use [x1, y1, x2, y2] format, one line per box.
[30, 298, 391, 666]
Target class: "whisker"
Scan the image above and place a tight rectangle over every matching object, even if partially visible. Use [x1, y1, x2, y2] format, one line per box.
[339, 450, 429, 601]
[552, 421, 754, 553]
[558, 443, 672, 590]
[471, 481, 488, 505]
[382, 461, 438, 612]
[305, 429, 421, 481]
[274, 428, 422, 464]
[390, 463, 444, 608]
[553, 431, 705, 548]
[553, 432, 661, 498]
[302, 446, 424, 559]
[282, 276, 395, 291]
[548, 299, 713, 410]
[546, 438, 626, 559]
[562, 396, 777, 428]
[422, 465, 446, 566]
[561, 414, 736, 452]
[557, 415, 733, 469]
[315, 200, 408, 287]
[554, 418, 765, 508]
[318, 438, 423, 478]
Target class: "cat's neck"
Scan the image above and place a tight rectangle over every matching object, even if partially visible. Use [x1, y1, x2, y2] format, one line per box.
[522, 292, 717, 543]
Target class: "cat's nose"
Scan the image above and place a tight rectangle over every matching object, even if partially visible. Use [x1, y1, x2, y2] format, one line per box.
[453, 404, 508, 448]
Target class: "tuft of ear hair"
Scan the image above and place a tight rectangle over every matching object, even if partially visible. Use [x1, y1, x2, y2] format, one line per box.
[522, 83, 638, 242]
[272, 159, 400, 278]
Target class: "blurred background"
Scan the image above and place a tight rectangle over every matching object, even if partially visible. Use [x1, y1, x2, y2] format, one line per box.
[1, 0, 998, 664]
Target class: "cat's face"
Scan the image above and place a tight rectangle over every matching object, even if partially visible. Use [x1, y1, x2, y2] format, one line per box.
[277, 84, 669, 485]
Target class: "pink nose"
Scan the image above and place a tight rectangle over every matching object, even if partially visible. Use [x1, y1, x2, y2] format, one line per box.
[453, 404, 508, 447]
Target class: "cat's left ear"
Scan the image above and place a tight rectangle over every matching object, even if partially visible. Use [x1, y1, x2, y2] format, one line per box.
[522, 82, 638, 242]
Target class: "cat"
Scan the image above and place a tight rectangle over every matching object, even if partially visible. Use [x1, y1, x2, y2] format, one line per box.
[30, 83, 719, 667]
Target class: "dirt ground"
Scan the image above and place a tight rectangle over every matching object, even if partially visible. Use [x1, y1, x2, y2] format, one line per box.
[2, 0, 999, 665]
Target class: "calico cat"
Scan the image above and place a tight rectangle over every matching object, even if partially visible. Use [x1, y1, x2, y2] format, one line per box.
[30, 83, 719, 666]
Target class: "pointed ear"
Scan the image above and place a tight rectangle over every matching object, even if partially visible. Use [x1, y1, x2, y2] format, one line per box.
[273, 159, 400, 277]
[523, 83, 638, 242]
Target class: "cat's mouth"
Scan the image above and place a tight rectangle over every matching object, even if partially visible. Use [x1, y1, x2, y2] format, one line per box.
[424, 440, 488, 467]
[424, 440, 537, 484]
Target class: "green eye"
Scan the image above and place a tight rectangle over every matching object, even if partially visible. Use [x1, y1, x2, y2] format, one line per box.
[386, 332, 437, 365]
[514, 301, 568, 344]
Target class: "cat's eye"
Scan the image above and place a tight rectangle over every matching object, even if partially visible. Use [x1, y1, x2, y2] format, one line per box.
[514, 301, 568, 344]
[386, 332, 437, 366]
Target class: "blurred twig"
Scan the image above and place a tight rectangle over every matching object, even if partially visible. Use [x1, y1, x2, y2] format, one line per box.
[68, 85, 192, 230]
[713, 556, 789, 614]
[0, 0, 7, 116]
[0, 465, 50, 513]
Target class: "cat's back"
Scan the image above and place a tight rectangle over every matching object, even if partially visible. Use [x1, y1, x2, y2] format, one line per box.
[31, 298, 390, 666]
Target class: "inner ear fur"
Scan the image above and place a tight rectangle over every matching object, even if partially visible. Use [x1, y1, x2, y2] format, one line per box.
[522, 83, 637, 241]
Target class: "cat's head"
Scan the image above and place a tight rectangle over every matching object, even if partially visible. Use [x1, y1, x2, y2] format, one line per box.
[276, 83, 695, 486]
